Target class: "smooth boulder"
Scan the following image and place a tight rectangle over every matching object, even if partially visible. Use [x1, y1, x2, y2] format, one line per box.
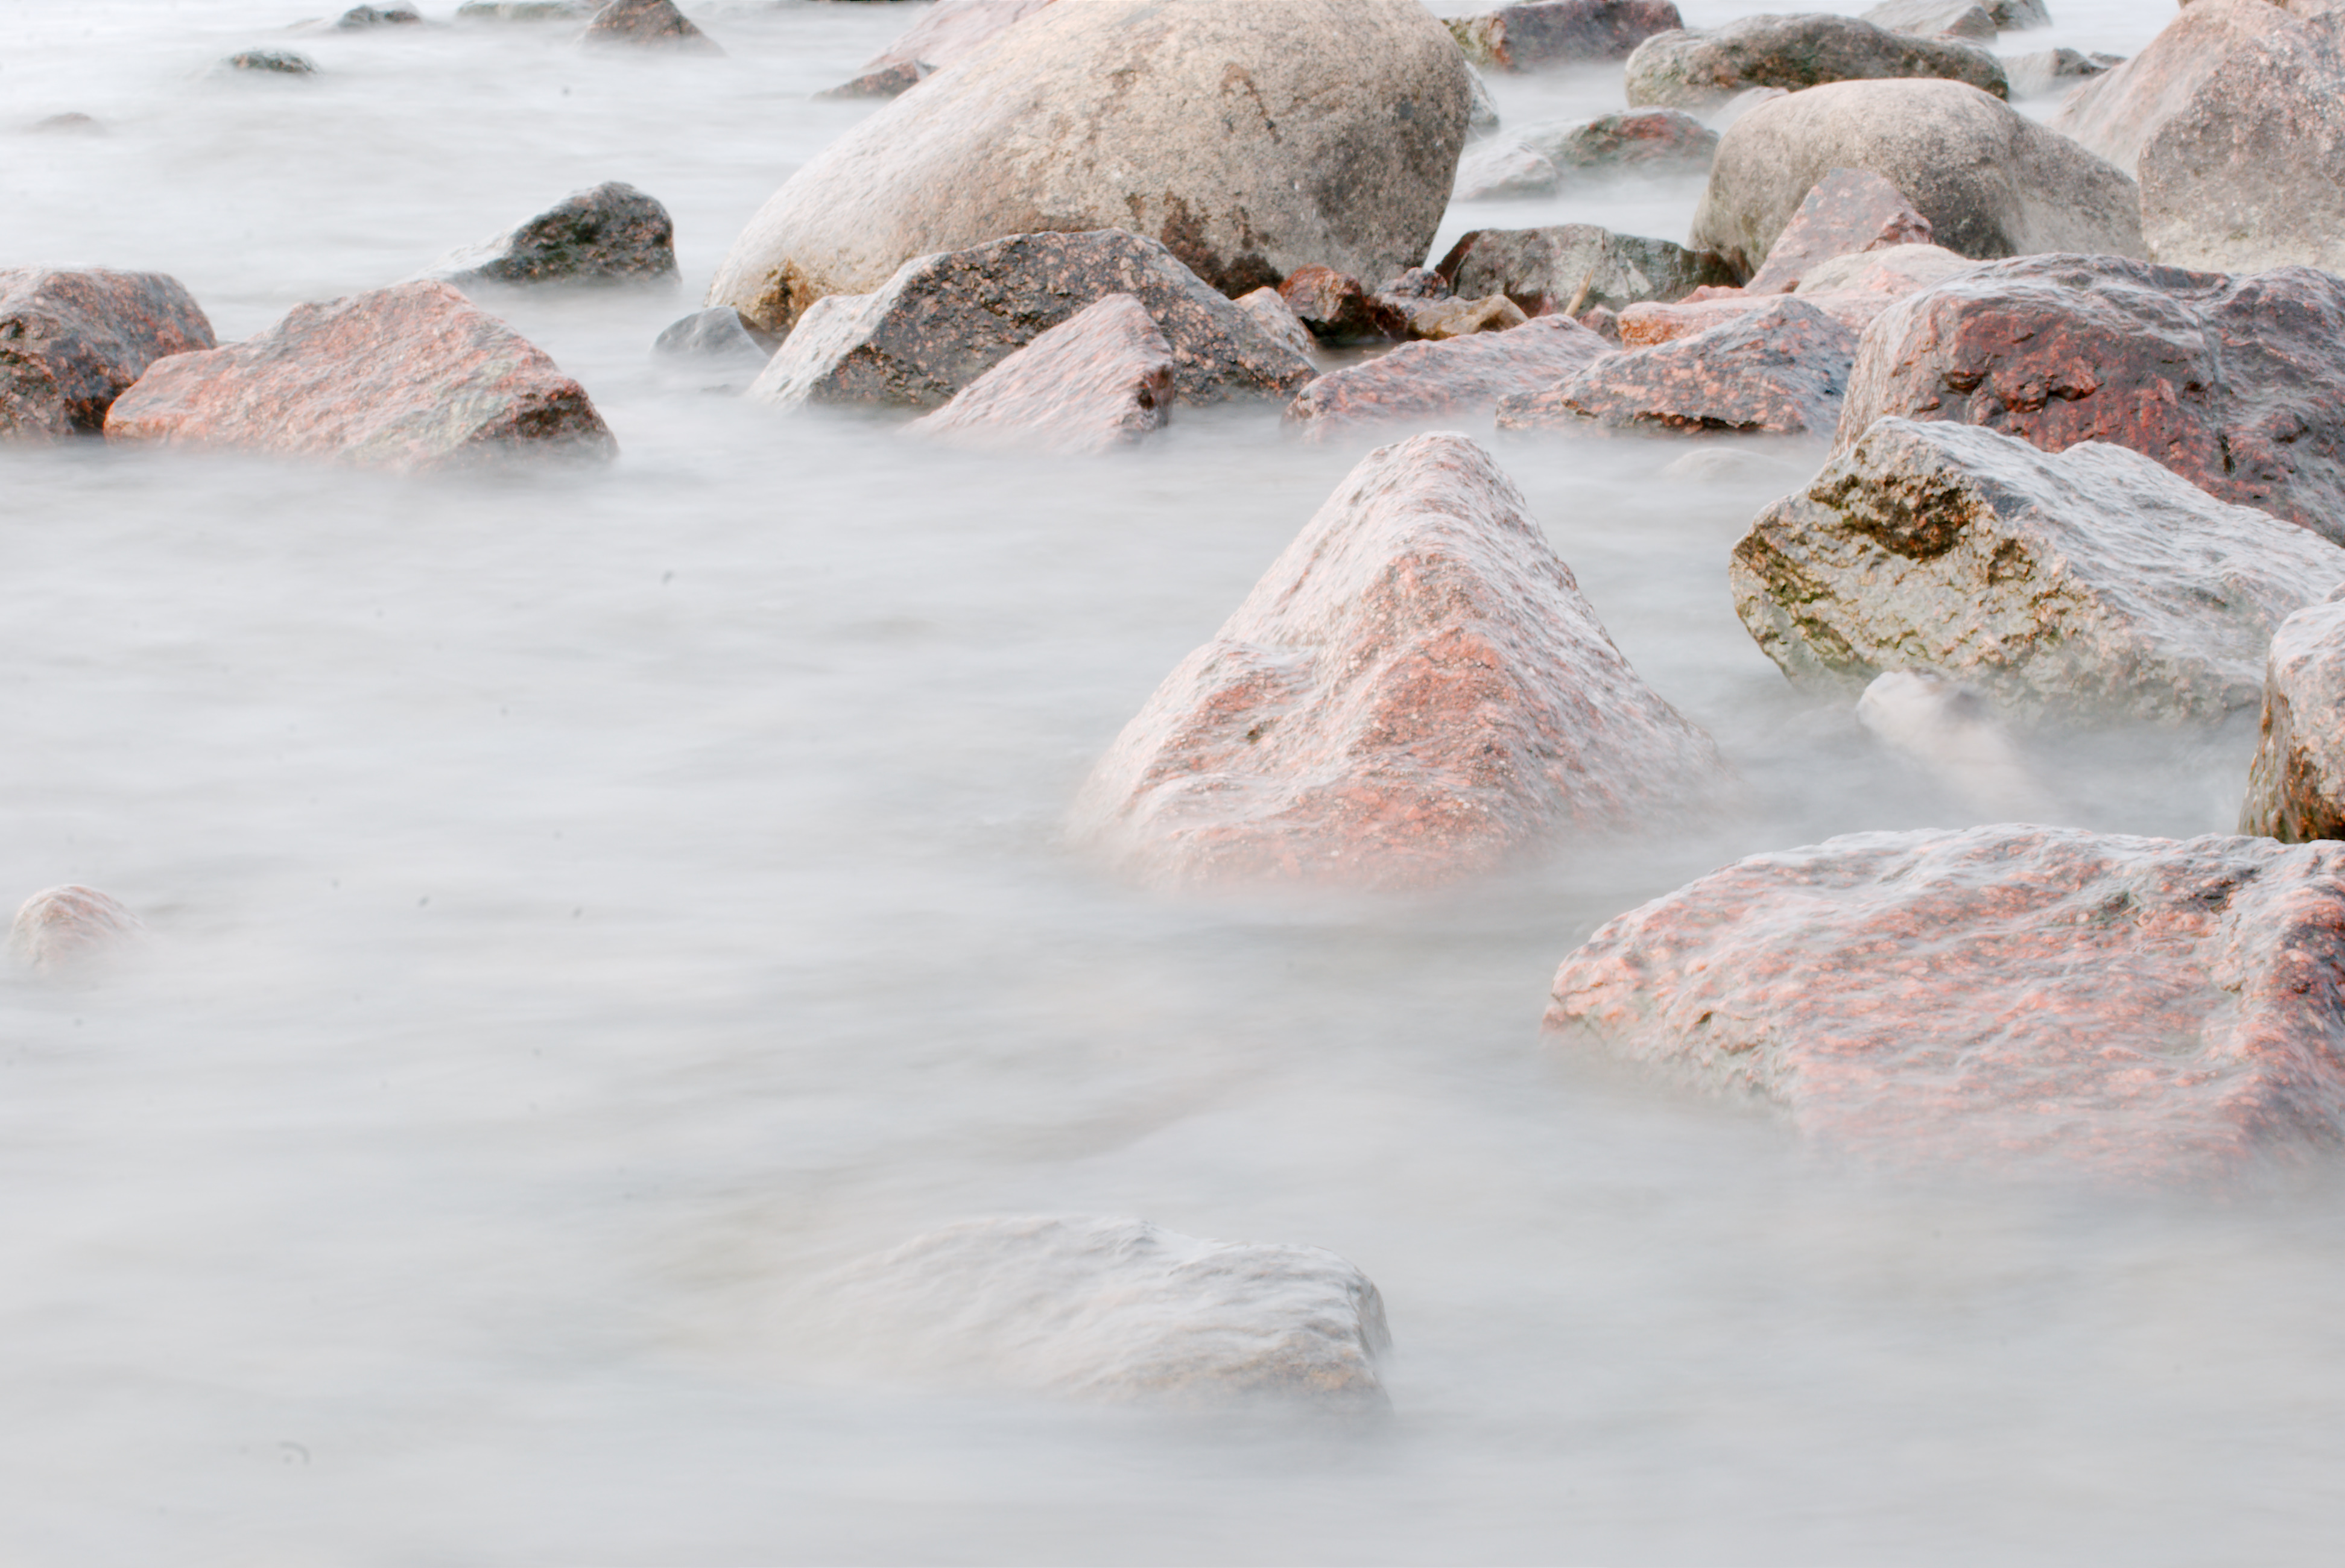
[1437, 224, 1735, 316]
[1283, 316, 1610, 440]
[2241, 596, 2345, 843]
[1446, 0, 1686, 70]
[1862, 0, 1995, 40]
[10, 887, 142, 976]
[0, 267, 216, 440]
[1623, 14, 2008, 112]
[907, 294, 1174, 454]
[425, 181, 677, 287]
[1498, 296, 1857, 437]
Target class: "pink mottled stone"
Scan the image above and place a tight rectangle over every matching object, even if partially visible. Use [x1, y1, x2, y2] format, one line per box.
[908, 294, 1174, 455]
[105, 280, 615, 471]
[1546, 825, 2345, 1184]
[1282, 316, 1609, 440]
[1498, 296, 1856, 435]
[1743, 166, 1934, 294]
[10, 886, 141, 975]
[1071, 432, 1724, 890]
[0, 267, 215, 439]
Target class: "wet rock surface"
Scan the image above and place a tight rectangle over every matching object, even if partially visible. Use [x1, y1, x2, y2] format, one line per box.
[825, 0, 1057, 98]
[1283, 316, 1610, 440]
[1624, 13, 2009, 112]
[583, 0, 722, 52]
[1437, 224, 1735, 317]
[1742, 167, 1934, 294]
[2244, 597, 2345, 844]
[1498, 296, 1857, 437]
[1446, 0, 1686, 71]
[1620, 244, 1975, 348]
[1, 267, 217, 440]
[104, 280, 615, 470]
[1732, 417, 2345, 720]
[10, 886, 142, 976]
[426, 181, 677, 288]
[1546, 824, 2345, 1186]
[2051, 0, 2306, 176]
[907, 294, 1174, 456]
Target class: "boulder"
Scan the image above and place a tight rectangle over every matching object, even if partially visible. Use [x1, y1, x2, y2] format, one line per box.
[27, 112, 105, 134]
[1986, 0, 2051, 27]
[1282, 316, 1610, 440]
[707, 0, 1472, 334]
[1467, 68, 1502, 140]
[1545, 824, 2345, 1184]
[1397, 294, 1531, 340]
[807, 1216, 1390, 1408]
[0, 267, 217, 440]
[2139, 10, 2345, 276]
[1235, 287, 1317, 361]
[824, 0, 1057, 98]
[335, 4, 422, 25]
[1435, 224, 1736, 317]
[1497, 296, 1857, 437]
[906, 294, 1174, 454]
[10, 887, 142, 976]
[1742, 166, 1933, 294]
[744, 230, 1314, 411]
[582, 0, 722, 52]
[1616, 245, 1975, 344]
[2242, 596, 2345, 842]
[1278, 265, 1410, 346]
[1688, 79, 2144, 277]
[1453, 142, 1561, 201]
[1522, 107, 1718, 178]
[651, 305, 772, 388]
[1730, 417, 2345, 719]
[1835, 256, 2345, 543]
[1862, 0, 1996, 41]
[424, 181, 676, 288]
[2051, 0, 2308, 176]
[104, 280, 615, 470]
[1071, 432, 1723, 890]
[1446, 0, 1686, 70]
[2002, 46, 2113, 100]
[221, 49, 317, 74]
[1623, 14, 2009, 112]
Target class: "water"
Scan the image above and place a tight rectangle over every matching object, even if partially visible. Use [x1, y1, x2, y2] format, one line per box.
[11, 3, 2337, 1564]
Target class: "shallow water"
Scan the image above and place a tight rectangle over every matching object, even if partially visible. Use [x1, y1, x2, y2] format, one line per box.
[14, 3, 2340, 1564]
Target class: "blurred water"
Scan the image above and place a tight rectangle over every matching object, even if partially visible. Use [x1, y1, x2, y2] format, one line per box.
[11, 2, 2336, 1565]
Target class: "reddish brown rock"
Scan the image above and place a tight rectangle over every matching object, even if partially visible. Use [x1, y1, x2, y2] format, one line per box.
[2051, 0, 2309, 176]
[10, 886, 142, 975]
[1, 267, 216, 440]
[1399, 294, 1531, 341]
[1498, 296, 1856, 437]
[1834, 255, 2345, 543]
[1546, 824, 2345, 1184]
[1070, 432, 1724, 891]
[824, 0, 1057, 98]
[1741, 166, 1933, 294]
[2242, 596, 2345, 842]
[105, 280, 615, 471]
[1436, 224, 1736, 317]
[907, 294, 1173, 455]
[1447, 0, 1687, 70]
[1282, 317, 1608, 440]
[1235, 287, 1317, 361]
[583, 0, 721, 52]
[1277, 265, 1411, 346]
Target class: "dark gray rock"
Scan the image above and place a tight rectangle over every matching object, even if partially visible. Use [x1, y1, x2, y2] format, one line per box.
[1, 266, 217, 440]
[1624, 13, 2008, 112]
[1436, 223, 1735, 315]
[335, 4, 422, 27]
[221, 48, 318, 74]
[426, 182, 677, 287]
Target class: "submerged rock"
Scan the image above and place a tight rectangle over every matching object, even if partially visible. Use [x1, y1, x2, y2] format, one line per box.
[1283, 316, 1609, 440]
[583, 0, 723, 51]
[1546, 824, 2345, 1185]
[105, 280, 615, 470]
[1862, 0, 1995, 40]
[2242, 598, 2345, 844]
[824, 0, 1058, 98]
[652, 305, 770, 365]
[2051, 0, 2307, 176]
[1071, 432, 1724, 891]
[1498, 296, 1857, 437]
[1453, 141, 1562, 201]
[1446, 0, 1686, 70]
[334, 4, 422, 26]
[907, 294, 1174, 455]
[26, 112, 106, 134]
[2002, 46, 2112, 100]
[0, 267, 217, 440]
[1436, 224, 1735, 317]
[1527, 107, 1719, 177]
[456, 1, 595, 17]
[1624, 13, 2008, 112]
[10, 887, 142, 976]
[1855, 669, 2046, 820]
[425, 182, 677, 288]
[1741, 166, 1933, 294]
[221, 48, 317, 74]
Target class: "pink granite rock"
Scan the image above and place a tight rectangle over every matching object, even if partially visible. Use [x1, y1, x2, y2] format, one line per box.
[2051, 0, 2311, 175]
[1282, 316, 1608, 440]
[1071, 433, 1724, 891]
[907, 294, 1173, 455]
[1616, 243, 1973, 346]
[2242, 595, 2345, 842]
[1235, 286, 1317, 361]
[1546, 824, 2345, 1185]
[583, 0, 721, 52]
[825, 0, 1058, 97]
[0, 267, 215, 440]
[1498, 296, 1857, 436]
[105, 280, 615, 471]
[10, 886, 142, 975]
[1742, 166, 1934, 294]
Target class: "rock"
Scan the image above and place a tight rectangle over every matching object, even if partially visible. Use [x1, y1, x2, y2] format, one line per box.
[582, 0, 722, 52]
[335, 3, 422, 25]
[1521, 107, 1718, 178]
[1453, 141, 1561, 201]
[1545, 824, 2345, 1184]
[1862, 0, 1996, 41]
[221, 48, 317, 74]
[1278, 267, 1411, 346]
[1071, 432, 1723, 890]
[1446, 0, 1686, 71]
[105, 280, 615, 471]
[2051, 0, 2306, 176]
[1663, 444, 1807, 484]
[2242, 596, 2345, 842]
[1467, 67, 1502, 140]
[820, 62, 931, 100]
[1856, 669, 2046, 818]
[1282, 316, 1610, 440]
[1, 267, 217, 441]
[746, 230, 1314, 413]
[650, 305, 772, 388]
[1498, 296, 1858, 437]
[1731, 417, 2345, 719]
[1399, 294, 1531, 340]
[1835, 256, 2345, 543]
[1689, 80, 2144, 277]
[10, 887, 142, 976]
[1986, 0, 2051, 28]
[2139, 10, 2345, 276]
[807, 1216, 1391, 1408]
[456, 1, 595, 17]
[1379, 267, 1451, 302]
[1436, 224, 1736, 317]
[1623, 14, 2009, 112]
[825, 0, 1058, 98]
[27, 112, 104, 134]
[424, 181, 677, 288]
[1236, 287, 1318, 361]
[2002, 46, 2111, 99]
[906, 294, 1174, 455]
[1706, 84, 1788, 128]
[1618, 244, 1976, 349]
[1578, 306, 1622, 343]
[706, 0, 1471, 334]
[1792, 241, 1975, 300]
[1742, 166, 1934, 294]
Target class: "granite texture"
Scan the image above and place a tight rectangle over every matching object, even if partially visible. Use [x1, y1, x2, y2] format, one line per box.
[1743, 166, 1934, 294]
[1498, 296, 1857, 436]
[0, 266, 217, 440]
[1277, 265, 1411, 346]
[1283, 317, 1609, 440]
[1436, 223, 1735, 317]
[2051, 0, 2308, 176]
[907, 294, 1175, 455]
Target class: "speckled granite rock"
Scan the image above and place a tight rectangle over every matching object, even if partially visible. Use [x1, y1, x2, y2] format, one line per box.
[1861, 0, 1994, 41]
[1447, 0, 1685, 69]
[2244, 596, 2345, 842]
[1624, 13, 2008, 112]
[1498, 296, 1856, 437]
[1835, 256, 2345, 543]
[1235, 287, 1317, 361]
[1436, 224, 1735, 317]
[1546, 824, 2345, 1184]
[824, 0, 1057, 98]
[334, 4, 422, 27]
[583, 0, 722, 52]
[425, 181, 677, 287]
[1732, 417, 2345, 719]
[1277, 266, 1411, 346]
[105, 280, 615, 470]
[1742, 166, 1933, 293]
[1617, 241, 1972, 346]
[10, 886, 142, 976]
[1, 267, 217, 440]
[907, 294, 1174, 455]
[221, 48, 317, 74]
[1283, 316, 1609, 440]
[1071, 432, 1724, 891]
[2051, 0, 2307, 176]
[747, 230, 1314, 411]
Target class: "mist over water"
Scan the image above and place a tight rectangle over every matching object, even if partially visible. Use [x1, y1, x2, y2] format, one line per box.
[12, 2, 2342, 1563]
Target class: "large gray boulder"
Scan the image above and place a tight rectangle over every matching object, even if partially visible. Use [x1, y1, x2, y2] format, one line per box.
[2242, 593, 2345, 842]
[1688, 78, 2143, 277]
[2051, 0, 2315, 176]
[707, 0, 1472, 334]
[1623, 13, 2008, 112]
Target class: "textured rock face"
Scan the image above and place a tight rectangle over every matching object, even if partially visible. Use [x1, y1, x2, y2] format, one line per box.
[1689, 79, 2144, 276]
[1498, 297, 1857, 437]
[10, 887, 142, 976]
[1862, 0, 1993, 40]
[1236, 287, 1317, 361]
[707, 0, 1472, 334]
[426, 182, 677, 287]
[0, 267, 217, 440]
[1742, 166, 1933, 294]
[1835, 256, 2345, 543]
[105, 280, 615, 470]
[907, 294, 1174, 455]
[827, 0, 1059, 97]
[1436, 224, 1735, 317]
[1546, 824, 2345, 1185]
[1283, 317, 1610, 440]
[2241, 598, 2345, 843]
[2051, 0, 2306, 176]
[809, 1217, 1391, 1408]
[1623, 14, 2008, 111]
[2140, 11, 2345, 276]
[745, 230, 1313, 412]
[583, 0, 722, 51]
[1071, 433, 1723, 891]
[1277, 265, 1410, 346]
[1731, 418, 2345, 720]
[1446, 0, 1686, 70]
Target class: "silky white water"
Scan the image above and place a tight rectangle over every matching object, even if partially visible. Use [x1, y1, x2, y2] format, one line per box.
[11, 3, 2343, 1563]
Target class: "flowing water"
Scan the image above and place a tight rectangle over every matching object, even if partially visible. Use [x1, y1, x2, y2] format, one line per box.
[12, 3, 2344, 1563]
